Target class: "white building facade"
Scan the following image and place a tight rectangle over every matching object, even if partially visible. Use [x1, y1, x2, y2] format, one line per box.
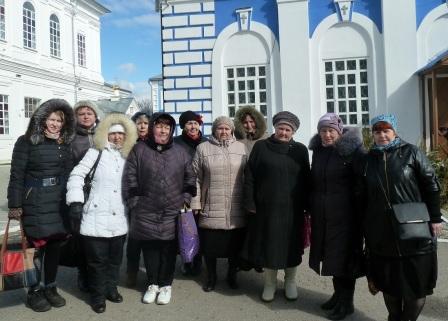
[159, 0, 448, 146]
[0, 0, 116, 161]
[149, 74, 164, 113]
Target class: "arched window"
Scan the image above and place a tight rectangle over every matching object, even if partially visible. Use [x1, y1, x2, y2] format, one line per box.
[49, 14, 60, 57]
[23, 2, 36, 49]
[0, 0, 5, 41]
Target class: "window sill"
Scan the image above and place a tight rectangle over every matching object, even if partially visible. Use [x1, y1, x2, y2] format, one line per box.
[23, 46, 37, 53]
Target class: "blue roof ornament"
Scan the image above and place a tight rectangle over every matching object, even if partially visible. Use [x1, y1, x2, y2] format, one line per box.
[334, 0, 355, 23]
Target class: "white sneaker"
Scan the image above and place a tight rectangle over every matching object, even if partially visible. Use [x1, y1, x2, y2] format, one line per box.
[156, 286, 172, 305]
[142, 284, 159, 304]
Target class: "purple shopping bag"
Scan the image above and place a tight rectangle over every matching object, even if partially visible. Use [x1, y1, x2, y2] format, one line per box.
[178, 208, 199, 263]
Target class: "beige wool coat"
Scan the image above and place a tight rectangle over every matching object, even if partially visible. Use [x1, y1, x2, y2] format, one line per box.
[191, 136, 248, 230]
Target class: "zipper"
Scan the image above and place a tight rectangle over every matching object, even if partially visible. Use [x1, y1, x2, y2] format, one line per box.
[25, 187, 33, 200]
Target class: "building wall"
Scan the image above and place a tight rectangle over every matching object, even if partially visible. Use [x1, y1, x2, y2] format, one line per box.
[0, 0, 114, 161]
[161, 0, 448, 144]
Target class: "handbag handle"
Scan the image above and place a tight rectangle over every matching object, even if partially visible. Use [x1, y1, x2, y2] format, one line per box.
[1, 218, 29, 259]
[375, 172, 392, 209]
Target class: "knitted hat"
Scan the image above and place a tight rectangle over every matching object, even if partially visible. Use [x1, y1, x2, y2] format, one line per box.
[108, 124, 125, 134]
[272, 111, 300, 132]
[317, 113, 344, 134]
[212, 116, 234, 134]
[74, 100, 100, 118]
[371, 114, 397, 132]
[179, 110, 203, 129]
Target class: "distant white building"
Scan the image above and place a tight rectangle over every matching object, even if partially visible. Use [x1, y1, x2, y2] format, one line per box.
[0, 0, 129, 162]
[149, 74, 164, 113]
[158, 0, 448, 149]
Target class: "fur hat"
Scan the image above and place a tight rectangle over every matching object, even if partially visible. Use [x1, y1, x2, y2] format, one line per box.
[212, 116, 235, 134]
[272, 111, 300, 132]
[25, 98, 75, 145]
[317, 113, 344, 134]
[234, 106, 267, 140]
[179, 110, 203, 129]
[93, 113, 137, 157]
[74, 100, 100, 119]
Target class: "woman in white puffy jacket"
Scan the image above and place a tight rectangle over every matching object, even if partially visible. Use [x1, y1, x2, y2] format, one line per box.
[66, 113, 137, 313]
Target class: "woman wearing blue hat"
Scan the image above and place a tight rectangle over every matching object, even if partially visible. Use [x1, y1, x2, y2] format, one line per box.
[360, 114, 443, 321]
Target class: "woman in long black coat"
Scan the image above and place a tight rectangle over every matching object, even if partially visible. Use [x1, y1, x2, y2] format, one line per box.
[244, 111, 310, 302]
[361, 114, 442, 321]
[7, 99, 75, 312]
[308, 113, 364, 320]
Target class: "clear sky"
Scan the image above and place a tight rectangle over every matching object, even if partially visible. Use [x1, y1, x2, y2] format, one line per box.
[99, 0, 161, 99]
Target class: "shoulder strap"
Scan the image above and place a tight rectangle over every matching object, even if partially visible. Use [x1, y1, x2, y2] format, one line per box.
[86, 150, 102, 180]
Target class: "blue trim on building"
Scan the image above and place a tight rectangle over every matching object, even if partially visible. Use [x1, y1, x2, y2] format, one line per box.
[416, 0, 446, 28]
[215, 0, 279, 41]
[309, 0, 383, 38]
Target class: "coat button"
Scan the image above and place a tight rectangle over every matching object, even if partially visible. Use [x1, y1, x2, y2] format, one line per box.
[94, 204, 97, 208]
[113, 212, 116, 215]
[114, 190, 117, 193]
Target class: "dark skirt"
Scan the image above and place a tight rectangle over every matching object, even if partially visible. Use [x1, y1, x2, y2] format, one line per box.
[368, 251, 437, 299]
[199, 228, 246, 258]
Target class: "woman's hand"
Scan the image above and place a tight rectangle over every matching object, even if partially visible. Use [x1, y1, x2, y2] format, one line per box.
[431, 223, 443, 237]
[8, 208, 23, 220]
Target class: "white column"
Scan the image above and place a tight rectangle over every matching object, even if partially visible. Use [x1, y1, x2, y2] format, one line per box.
[381, 0, 421, 144]
[276, 0, 312, 144]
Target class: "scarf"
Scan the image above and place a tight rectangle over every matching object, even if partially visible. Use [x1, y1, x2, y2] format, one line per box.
[371, 137, 401, 152]
[44, 129, 63, 144]
[182, 131, 202, 149]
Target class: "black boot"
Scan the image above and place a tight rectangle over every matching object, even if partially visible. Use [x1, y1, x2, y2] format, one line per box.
[43, 286, 66, 308]
[326, 287, 354, 320]
[203, 257, 217, 292]
[322, 278, 340, 310]
[226, 258, 239, 289]
[27, 288, 52, 312]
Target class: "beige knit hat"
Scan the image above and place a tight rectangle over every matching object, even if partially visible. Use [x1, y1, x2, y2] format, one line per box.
[212, 116, 235, 134]
[74, 100, 100, 118]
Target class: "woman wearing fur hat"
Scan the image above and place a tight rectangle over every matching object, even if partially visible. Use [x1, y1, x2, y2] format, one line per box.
[191, 116, 247, 292]
[7, 99, 75, 312]
[123, 112, 196, 305]
[243, 111, 310, 302]
[174, 110, 207, 276]
[66, 113, 137, 313]
[308, 113, 365, 320]
[234, 106, 268, 154]
[360, 114, 442, 321]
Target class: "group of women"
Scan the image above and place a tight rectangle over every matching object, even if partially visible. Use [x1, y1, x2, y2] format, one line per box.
[7, 98, 443, 321]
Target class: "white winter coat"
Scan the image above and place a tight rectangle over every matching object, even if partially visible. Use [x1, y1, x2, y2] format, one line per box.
[66, 145, 128, 237]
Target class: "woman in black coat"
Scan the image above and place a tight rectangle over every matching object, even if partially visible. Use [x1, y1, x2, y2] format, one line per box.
[308, 113, 364, 320]
[361, 114, 442, 321]
[244, 111, 310, 302]
[7, 99, 75, 312]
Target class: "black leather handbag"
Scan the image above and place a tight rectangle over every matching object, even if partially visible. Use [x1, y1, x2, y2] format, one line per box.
[83, 150, 102, 203]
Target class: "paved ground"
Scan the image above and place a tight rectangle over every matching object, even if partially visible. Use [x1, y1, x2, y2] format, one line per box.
[0, 164, 447, 320]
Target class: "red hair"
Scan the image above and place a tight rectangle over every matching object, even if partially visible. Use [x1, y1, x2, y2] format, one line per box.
[372, 121, 393, 132]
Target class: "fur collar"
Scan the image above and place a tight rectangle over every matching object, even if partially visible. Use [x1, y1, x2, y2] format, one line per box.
[234, 106, 267, 140]
[308, 127, 363, 157]
[25, 99, 75, 145]
[93, 113, 137, 158]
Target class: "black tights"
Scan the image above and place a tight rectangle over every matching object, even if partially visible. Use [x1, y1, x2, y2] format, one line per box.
[383, 293, 426, 321]
[33, 239, 62, 289]
[204, 256, 238, 277]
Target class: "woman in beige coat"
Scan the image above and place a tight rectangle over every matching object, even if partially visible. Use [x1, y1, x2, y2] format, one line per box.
[191, 116, 248, 292]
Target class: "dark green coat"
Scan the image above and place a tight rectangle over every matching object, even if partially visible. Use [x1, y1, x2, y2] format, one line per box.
[243, 136, 310, 269]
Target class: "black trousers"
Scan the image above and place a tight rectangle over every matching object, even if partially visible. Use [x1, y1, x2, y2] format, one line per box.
[141, 239, 177, 287]
[32, 239, 63, 289]
[126, 237, 142, 274]
[83, 235, 125, 303]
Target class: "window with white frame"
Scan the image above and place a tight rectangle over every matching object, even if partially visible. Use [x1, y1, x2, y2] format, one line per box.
[23, 2, 36, 49]
[24, 97, 40, 118]
[0, 94, 9, 135]
[77, 33, 86, 67]
[324, 58, 370, 126]
[225, 65, 267, 118]
[50, 14, 60, 58]
[0, 0, 5, 41]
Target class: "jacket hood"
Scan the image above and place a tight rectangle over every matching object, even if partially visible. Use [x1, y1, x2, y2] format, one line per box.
[309, 127, 363, 157]
[93, 113, 137, 157]
[149, 112, 176, 139]
[25, 98, 76, 145]
[131, 110, 151, 123]
[234, 106, 267, 140]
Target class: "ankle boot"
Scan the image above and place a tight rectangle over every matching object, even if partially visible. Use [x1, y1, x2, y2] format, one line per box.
[322, 278, 340, 310]
[284, 267, 298, 300]
[261, 269, 277, 302]
[326, 288, 354, 320]
[43, 286, 66, 308]
[27, 288, 51, 312]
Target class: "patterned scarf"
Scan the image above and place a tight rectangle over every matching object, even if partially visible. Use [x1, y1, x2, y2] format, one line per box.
[371, 137, 401, 152]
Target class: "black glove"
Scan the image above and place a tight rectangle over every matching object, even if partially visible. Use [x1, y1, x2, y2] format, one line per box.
[69, 203, 83, 234]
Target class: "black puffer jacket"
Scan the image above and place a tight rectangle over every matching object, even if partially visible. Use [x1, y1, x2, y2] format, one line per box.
[361, 140, 441, 257]
[7, 99, 75, 239]
[122, 113, 197, 241]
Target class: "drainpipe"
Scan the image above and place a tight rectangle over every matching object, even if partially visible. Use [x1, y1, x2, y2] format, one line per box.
[70, 0, 78, 103]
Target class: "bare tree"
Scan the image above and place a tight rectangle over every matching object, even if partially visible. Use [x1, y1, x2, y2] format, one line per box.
[135, 98, 153, 115]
